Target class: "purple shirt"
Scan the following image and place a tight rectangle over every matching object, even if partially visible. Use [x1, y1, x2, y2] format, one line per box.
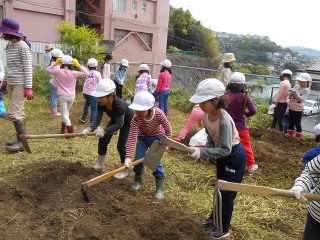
[225, 91, 257, 130]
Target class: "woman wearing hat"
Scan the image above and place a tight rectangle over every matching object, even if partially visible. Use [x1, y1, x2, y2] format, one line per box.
[43, 43, 53, 67]
[218, 53, 236, 86]
[0, 18, 33, 152]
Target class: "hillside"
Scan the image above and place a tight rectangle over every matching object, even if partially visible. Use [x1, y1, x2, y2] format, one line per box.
[288, 46, 320, 57]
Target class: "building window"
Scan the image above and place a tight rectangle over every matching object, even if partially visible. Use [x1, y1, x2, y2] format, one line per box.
[113, 0, 126, 11]
[139, 32, 152, 49]
[132, 0, 137, 11]
[142, 2, 147, 12]
[114, 29, 129, 43]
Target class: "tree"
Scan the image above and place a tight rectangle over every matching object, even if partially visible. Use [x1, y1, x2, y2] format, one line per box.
[55, 21, 107, 63]
[283, 61, 299, 74]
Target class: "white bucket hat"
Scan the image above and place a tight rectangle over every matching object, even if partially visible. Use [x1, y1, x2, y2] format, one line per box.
[189, 78, 225, 104]
[87, 58, 98, 67]
[296, 72, 311, 82]
[129, 91, 155, 111]
[314, 124, 320, 135]
[138, 63, 149, 71]
[281, 69, 293, 75]
[229, 72, 245, 84]
[51, 49, 64, 58]
[91, 79, 116, 97]
[161, 59, 172, 68]
[121, 59, 129, 67]
[61, 55, 73, 65]
[222, 53, 236, 63]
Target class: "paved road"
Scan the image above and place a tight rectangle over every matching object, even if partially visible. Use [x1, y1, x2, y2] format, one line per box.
[302, 114, 320, 135]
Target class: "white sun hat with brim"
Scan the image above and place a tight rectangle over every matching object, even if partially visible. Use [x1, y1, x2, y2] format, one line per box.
[87, 58, 98, 67]
[138, 63, 149, 71]
[222, 53, 236, 63]
[51, 49, 64, 58]
[91, 79, 116, 97]
[296, 72, 311, 82]
[189, 78, 225, 104]
[121, 59, 129, 67]
[281, 69, 293, 75]
[161, 59, 172, 68]
[229, 72, 245, 84]
[129, 91, 155, 111]
[61, 55, 73, 65]
[314, 124, 320, 135]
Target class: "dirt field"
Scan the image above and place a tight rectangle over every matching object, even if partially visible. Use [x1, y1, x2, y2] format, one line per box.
[0, 127, 315, 240]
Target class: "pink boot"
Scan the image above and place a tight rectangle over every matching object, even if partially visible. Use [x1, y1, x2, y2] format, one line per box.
[287, 129, 294, 136]
[50, 108, 61, 117]
[295, 132, 302, 139]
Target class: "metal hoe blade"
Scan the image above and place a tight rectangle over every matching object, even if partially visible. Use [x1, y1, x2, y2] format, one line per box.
[143, 139, 167, 172]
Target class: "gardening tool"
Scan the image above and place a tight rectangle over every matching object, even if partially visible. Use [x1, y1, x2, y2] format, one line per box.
[159, 135, 195, 153]
[18, 132, 115, 154]
[123, 84, 134, 96]
[123, 84, 134, 104]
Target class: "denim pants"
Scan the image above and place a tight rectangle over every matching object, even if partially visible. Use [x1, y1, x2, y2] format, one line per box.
[49, 83, 59, 108]
[81, 94, 97, 123]
[133, 135, 165, 179]
[210, 143, 246, 233]
[158, 90, 170, 115]
[303, 212, 320, 240]
[98, 122, 130, 163]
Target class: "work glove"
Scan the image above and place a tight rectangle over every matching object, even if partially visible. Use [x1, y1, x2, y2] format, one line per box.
[189, 147, 200, 160]
[54, 58, 62, 66]
[81, 128, 91, 137]
[291, 186, 308, 203]
[95, 127, 105, 138]
[72, 58, 81, 68]
[0, 80, 7, 90]
[124, 158, 132, 168]
[24, 88, 33, 100]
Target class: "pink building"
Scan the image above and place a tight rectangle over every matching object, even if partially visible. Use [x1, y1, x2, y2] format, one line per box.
[0, 0, 169, 64]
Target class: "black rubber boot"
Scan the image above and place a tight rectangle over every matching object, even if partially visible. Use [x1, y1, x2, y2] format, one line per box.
[6, 120, 26, 152]
[154, 178, 165, 199]
[130, 174, 142, 191]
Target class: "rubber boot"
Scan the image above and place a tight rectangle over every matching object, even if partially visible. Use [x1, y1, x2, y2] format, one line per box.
[61, 122, 66, 134]
[296, 132, 302, 139]
[287, 129, 294, 136]
[113, 163, 129, 179]
[6, 120, 26, 152]
[130, 174, 142, 191]
[154, 178, 165, 200]
[50, 107, 61, 117]
[92, 155, 105, 171]
[67, 125, 74, 133]
[6, 137, 18, 146]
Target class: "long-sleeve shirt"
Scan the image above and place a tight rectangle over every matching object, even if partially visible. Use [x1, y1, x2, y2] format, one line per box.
[288, 86, 309, 111]
[82, 70, 102, 95]
[225, 91, 257, 130]
[102, 62, 111, 79]
[46, 64, 88, 96]
[274, 79, 290, 104]
[89, 98, 134, 134]
[302, 145, 320, 165]
[134, 72, 152, 95]
[114, 68, 127, 85]
[5, 41, 32, 88]
[156, 71, 171, 92]
[49, 65, 60, 87]
[292, 155, 320, 223]
[199, 111, 240, 159]
[126, 108, 172, 158]
[218, 66, 232, 86]
[0, 60, 4, 81]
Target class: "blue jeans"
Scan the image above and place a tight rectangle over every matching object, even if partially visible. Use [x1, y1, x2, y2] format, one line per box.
[81, 94, 98, 123]
[49, 83, 59, 108]
[133, 135, 165, 178]
[158, 90, 170, 115]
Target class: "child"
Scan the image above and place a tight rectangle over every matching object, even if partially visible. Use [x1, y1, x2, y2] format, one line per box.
[79, 58, 102, 123]
[302, 124, 320, 166]
[81, 79, 135, 179]
[124, 91, 172, 199]
[0, 59, 5, 115]
[46, 55, 88, 134]
[134, 64, 152, 95]
[269, 69, 292, 132]
[114, 59, 129, 99]
[218, 53, 236, 86]
[225, 72, 258, 173]
[101, 54, 114, 79]
[48, 48, 64, 117]
[188, 78, 246, 239]
[287, 73, 311, 138]
[155, 59, 172, 116]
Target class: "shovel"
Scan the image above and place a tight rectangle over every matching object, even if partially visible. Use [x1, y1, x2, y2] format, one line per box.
[81, 139, 165, 203]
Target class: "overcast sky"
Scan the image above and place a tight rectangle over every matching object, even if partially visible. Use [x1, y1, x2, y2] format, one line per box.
[170, 0, 320, 50]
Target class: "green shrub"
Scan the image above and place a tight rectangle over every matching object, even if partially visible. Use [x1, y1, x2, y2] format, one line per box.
[32, 67, 51, 97]
[248, 100, 272, 129]
[169, 88, 194, 113]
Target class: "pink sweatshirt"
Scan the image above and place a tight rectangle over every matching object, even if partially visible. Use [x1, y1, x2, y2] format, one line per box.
[47, 64, 88, 96]
[156, 70, 171, 92]
[274, 79, 290, 104]
[82, 70, 102, 95]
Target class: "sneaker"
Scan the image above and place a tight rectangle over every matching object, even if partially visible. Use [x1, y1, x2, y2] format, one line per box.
[200, 218, 214, 229]
[113, 170, 129, 179]
[247, 164, 258, 173]
[268, 127, 275, 132]
[79, 116, 86, 123]
[208, 228, 230, 239]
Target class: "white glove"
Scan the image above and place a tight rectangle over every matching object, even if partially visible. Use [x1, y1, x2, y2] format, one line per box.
[189, 147, 201, 160]
[124, 158, 132, 168]
[291, 186, 308, 203]
[81, 128, 90, 136]
[95, 127, 105, 138]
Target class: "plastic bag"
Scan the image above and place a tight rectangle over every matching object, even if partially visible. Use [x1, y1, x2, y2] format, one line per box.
[268, 104, 276, 115]
[0, 100, 6, 115]
[189, 128, 207, 147]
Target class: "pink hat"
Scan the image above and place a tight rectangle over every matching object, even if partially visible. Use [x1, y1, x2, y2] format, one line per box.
[0, 18, 23, 38]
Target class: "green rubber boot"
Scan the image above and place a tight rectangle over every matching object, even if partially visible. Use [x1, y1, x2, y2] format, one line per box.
[154, 178, 165, 200]
[6, 120, 26, 152]
[130, 174, 142, 191]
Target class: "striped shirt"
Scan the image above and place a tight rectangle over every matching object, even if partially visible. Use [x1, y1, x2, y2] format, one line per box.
[293, 155, 320, 223]
[126, 108, 172, 158]
[5, 41, 32, 88]
[134, 72, 152, 95]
